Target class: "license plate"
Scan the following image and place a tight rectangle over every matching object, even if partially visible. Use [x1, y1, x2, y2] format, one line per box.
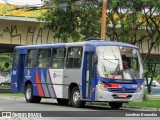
[118, 94, 127, 98]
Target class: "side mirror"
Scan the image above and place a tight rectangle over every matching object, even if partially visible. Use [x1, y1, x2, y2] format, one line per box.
[4, 62, 9, 68]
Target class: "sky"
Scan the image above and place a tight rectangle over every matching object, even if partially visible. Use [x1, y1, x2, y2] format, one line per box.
[0, 0, 44, 6]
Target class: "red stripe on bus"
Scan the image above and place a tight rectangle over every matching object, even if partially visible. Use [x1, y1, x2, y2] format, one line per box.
[36, 71, 44, 97]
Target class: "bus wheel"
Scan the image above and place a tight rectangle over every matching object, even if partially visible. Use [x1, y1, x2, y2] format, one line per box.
[25, 84, 41, 103]
[57, 98, 68, 105]
[109, 102, 123, 109]
[71, 86, 85, 108]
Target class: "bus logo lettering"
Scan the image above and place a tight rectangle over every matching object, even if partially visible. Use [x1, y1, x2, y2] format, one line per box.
[132, 85, 137, 88]
[27, 69, 30, 76]
[13, 71, 16, 75]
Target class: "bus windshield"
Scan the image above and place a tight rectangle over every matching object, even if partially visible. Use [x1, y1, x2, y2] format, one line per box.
[96, 46, 143, 80]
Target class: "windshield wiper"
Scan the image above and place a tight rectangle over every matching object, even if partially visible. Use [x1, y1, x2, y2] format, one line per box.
[125, 69, 136, 81]
[111, 48, 121, 72]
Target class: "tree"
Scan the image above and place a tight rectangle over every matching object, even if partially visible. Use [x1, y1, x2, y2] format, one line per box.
[106, 0, 160, 63]
[144, 60, 159, 94]
[38, 0, 102, 42]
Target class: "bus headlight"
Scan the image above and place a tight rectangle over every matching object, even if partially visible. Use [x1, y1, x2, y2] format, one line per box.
[98, 81, 108, 91]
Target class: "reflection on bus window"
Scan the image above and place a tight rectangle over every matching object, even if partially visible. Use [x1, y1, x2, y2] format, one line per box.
[38, 49, 51, 68]
[120, 47, 141, 79]
[51, 48, 65, 69]
[66, 47, 83, 69]
[26, 49, 38, 68]
[96, 46, 143, 80]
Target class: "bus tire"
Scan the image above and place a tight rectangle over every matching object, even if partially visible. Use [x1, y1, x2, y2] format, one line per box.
[25, 84, 41, 103]
[57, 98, 68, 105]
[71, 86, 85, 108]
[109, 102, 123, 109]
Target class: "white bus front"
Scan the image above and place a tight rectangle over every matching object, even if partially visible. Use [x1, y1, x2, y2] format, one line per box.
[95, 46, 144, 108]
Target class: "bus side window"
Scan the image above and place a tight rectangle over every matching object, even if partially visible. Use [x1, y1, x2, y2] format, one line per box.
[38, 49, 51, 68]
[66, 47, 83, 69]
[51, 48, 65, 69]
[26, 49, 38, 68]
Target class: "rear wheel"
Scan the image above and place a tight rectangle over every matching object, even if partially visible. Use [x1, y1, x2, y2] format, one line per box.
[25, 84, 41, 103]
[57, 98, 68, 105]
[109, 102, 123, 109]
[71, 86, 85, 108]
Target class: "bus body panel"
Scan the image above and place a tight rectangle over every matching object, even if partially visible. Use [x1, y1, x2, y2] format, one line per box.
[24, 68, 65, 98]
[11, 68, 18, 93]
[63, 69, 82, 96]
[48, 69, 64, 98]
[24, 68, 37, 94]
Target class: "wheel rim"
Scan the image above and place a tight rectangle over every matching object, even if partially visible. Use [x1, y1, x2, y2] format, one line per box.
[73, 91, 80, 104]
[26, 86, 31, 100]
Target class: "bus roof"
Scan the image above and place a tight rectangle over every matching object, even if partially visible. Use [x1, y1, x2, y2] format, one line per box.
[15, 40, 137, 49]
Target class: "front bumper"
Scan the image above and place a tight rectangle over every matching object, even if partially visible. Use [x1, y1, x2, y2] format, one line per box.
[95, 85, 144, 102]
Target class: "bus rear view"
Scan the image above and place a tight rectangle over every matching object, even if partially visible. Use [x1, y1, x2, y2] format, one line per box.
[11, 40, 144, 109]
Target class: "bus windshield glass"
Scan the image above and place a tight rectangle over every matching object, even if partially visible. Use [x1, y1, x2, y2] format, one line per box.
[96, 46, 143, 80]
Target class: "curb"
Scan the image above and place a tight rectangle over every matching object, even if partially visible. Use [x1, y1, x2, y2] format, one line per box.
[123, 105, 160, 111]
[0, 88, 11, 93]
[147, 95, 160, 99]
[0, 95, 57, 103]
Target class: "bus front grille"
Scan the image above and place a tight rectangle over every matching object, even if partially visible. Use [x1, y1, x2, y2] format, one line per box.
[108, 88, 136, 93]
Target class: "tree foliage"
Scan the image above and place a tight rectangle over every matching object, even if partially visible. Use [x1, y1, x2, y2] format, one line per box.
[38, 0, 102, 42]
[144, 60, 159, 94]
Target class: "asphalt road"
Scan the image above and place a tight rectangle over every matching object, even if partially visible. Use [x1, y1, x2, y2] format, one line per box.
[0, 96, 155, 111]
[0, 96, 159, 118]
[0, 96, 157, 111]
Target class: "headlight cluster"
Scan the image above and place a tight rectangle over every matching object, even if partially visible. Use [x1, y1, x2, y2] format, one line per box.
[98, 81, 108, 91]
[98, 81, 120, 91]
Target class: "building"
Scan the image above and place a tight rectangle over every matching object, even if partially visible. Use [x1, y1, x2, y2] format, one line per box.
[0, 3, 58, 53]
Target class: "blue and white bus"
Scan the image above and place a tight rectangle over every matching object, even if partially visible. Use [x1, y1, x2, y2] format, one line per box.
[11, 39, 144, 109]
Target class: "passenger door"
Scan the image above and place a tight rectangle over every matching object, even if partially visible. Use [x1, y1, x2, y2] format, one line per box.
[83, 52, 95, 100]
[11, 50, 19, 93]
[18, 53, 26, 92]
[11, 50, 26, 93]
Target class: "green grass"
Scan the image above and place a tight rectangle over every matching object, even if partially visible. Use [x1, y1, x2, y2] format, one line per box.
[124, 98, 160, 109]
[0, 93, 24, 97]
